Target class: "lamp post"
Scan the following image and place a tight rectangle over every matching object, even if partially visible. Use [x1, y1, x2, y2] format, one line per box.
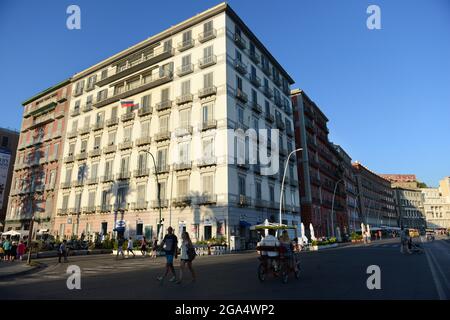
[331, 179, 344, 238]
[143, 150, 163, 240]
[279, 148, 302, 226]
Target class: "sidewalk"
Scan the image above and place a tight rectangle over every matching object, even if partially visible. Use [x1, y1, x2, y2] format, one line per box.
[0, 260, 45, 279]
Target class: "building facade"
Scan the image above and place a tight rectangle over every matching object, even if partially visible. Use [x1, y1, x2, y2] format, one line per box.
[291, 89, 347, 238]
[352, 162, 397, 228]
[5, 80, 71, 237]
[0, 128, 20, 231]
[379, 174, 419, 189]
[53, 3, 299, 248]
[421, 177, 450, 229]
[392, 187, 426, 230]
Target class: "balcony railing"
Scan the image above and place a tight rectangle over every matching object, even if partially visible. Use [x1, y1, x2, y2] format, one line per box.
[176, 93, 193, 105]
[175, 126, 193, 137]
[174, 162, 192, 171]
[262, 63, 271, 76]
[235, 89, 248, 103]
[172, 196, 192, 207]
[177, 39, 195, 52]
[198, 86, 217, 98]
[154, 130, 170, 142]
[250, 101, 262, 113]
[91, 122, 104, 131]
[151, 199, 169, 208]
[274, 97, 282, 108]
[176, 64, 194, 77]
[64, 155, 75, 163]
[198, 157, 217, 167]
[198, 55, 217, 69]
[138, 106, 152, 117]
[89, 148, 101, 158]
[198, 29, 217, 43]
[197, 194, 217, 205]
[238, 194, 251, 206]
[201, 120, 217, 131]
[76, 152, 87, 161]
[134, 168, 150, 177]
[67, 130, 78, 139]
[86, 177, 98, 185]
[249, 74, 261, 88]
[72, 180, 84, 188]
[101, 174, 115, 183]
[118, 140, 133, 150]
[114, 202, 129, 211]
[286, 127, 294, 137]
[249, 51, 260, 64]
[273, 76, 281, 87]
[116, 171, 131, 180]
[121, 112, 135, 122]
[106, 117, 119, 127]
[97, 205, 112, 213]
[82, 206, 96, 214]
[78, 126, 90, 135]
[135, 136, 152, 146]
[71, 109, 80, 117]
[58, 208, 68, 216]
[234, 59, 247, 75]
[276, 119, 285, 131]
[61, 181, 71, 189]
[234, 33, 247, 49]
[155, 100, 173, 112]
[263, 86, 273, 98]
[265, 112, 274, 123]
[96, 45, 175, 87]
[132, 201, 148, 210]
[156, 164, 170, 174]
[82, 104, 93, 113]
[103, 145, 117, 154]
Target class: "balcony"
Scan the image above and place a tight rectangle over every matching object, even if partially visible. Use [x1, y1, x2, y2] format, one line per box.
[70, 109, 80, 117]
[89, 148, 101, 158]
[121, 112, 135, 122]
[234, 33, 247, 49]
[172, 196, 192, 207]
[174, 162, 192, 171]
[156, 164, 170, 174]
[238, 194, 251, 207]
[198, 86, 217, 98]
[201, 120, 217, 131]
[64, 155, 75, 163]
[39, 157, 48, 165]
[249, 51, 260, 64]
[82, 206, 96, 214]
[235, 89, 248, 103]
[97, 205, 112, 213]
[91, 122, 104, 131]
[106, 117, 119, 127]
[72, 180, 84, 188]
[78, 126, 90, 136]
[94, 70, 173, 109]
[86, 177, 98, 185]
[265, 112, 274, 123]
[235, 122, 249, 131]
[58, 209, 68, 216]
[138, 106, 152, 117]
[151, 199, 169, 208]
[177, 39, 195, 52]
[67, 130, 78, 139]
[134, 136, 151, 147]
[249, 74, 261, 88]
[175, 126, 193, 137]
[103, 145, 117, 154]
[250, 101, 262, 114]
[132, 201, 148, 210]
[155, 100, 173, 112]
[234, 59, 247, 75]
[118, 140, 133, 150]
[114, 202, 129, 211]
[96, 46, 175, 87]
[198, 55, 217, 69]
[263, 86, 273, 98]
[197, 194, 217, 205]
[45, 183, 55, 191]
[101, 174, 115, 183]
[76, 152, 87, 161]
[116, 171, 131, 180]
[198, 157, 217, 167]
[262, 63, 271, 76]
[198, 29, 217, 43]
[176, 64, 194, 77]
[273, 76, 281, 87]
[274, 97, 282, 108]
[276, 119, 285, 131]
[134, 168, 150, 177]
[28, 113, 55, 130]
[176, 93, 193, 105]
[82, 104, 93, 113]
[237, 162, 250, 170]
[154, 130, 171, 142]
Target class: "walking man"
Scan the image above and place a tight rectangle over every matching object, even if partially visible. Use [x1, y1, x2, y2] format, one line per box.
[127, 237, 136, 258]
[116, 236, 125, 259]
[157, 227, 178, 283]
[400, 227, 411, 254]
[58, 240, 68, 263]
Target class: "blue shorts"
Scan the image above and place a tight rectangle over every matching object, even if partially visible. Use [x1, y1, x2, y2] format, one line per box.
[165, 254, 174, 264]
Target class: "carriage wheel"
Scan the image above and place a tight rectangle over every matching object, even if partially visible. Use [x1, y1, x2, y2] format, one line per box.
[258, 263, 266, 282]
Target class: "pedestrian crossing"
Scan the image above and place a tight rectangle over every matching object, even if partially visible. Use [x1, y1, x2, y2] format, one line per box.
[366, 243, 400, 248]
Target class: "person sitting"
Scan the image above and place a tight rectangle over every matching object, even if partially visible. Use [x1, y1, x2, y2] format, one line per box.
[279, 230, 297, 272]
[257, 229, 280, 270]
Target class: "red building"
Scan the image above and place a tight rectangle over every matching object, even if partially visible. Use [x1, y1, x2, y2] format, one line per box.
[291, 89, 348, 239]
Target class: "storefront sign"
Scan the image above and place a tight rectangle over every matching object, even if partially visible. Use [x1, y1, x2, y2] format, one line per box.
[0, 151, 11, 210]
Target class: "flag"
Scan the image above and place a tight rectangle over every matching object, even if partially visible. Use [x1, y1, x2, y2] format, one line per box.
[120, 100, 137, 108]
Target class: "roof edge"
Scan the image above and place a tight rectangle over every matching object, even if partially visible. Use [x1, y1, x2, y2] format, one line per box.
[22, 78, 71, 106]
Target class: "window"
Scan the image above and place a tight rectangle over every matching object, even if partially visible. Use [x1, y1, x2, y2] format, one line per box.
[161, 88, 170, 102]
[238, 176, 246, 196]
[94, 136, 101, 150]
[256, 181, 262, 200]
[123, 127, 132, 142]
[163, 39, 172, 51]
[202, 138, 214, 159]
[238, 107, 244, 124]
[108, 131, 116, 145]
[80, 140, 87, 153]
[96, 111, 104, 124]
[177, 178, 189, 197]
[141, 94, 151, 109]
[141, 121, 150, 137]
[74, 101, 80, 111]
[236, 49, 242, 61]
[251, 65, 257, 78]
[1, 136, 8, 147]
[251, 89, 257, 103]
[138, 153, 147, 170]
[181, 54, 191, 67]
[236, 76, 243, 90]
[116, 187, 128, 206]
[265, 100, 270, 115]
[75, 193, 82, 212]
[157, 149, 168, 167]
[204, 20, 213, 33]
[68, 144, 75, 156]
[62, 195, 69, 210]
[49, 170, 56, 187]
[91, 163, 98, 179]
[101, 190, 111, 206]
[182, 30, 192, 44]
[65, 168, 72, 183]
[75, 80, 84, 95]
[158, 181, 166, 200]
[101, 69, 108, 80]
[104, 160, 113, 177]
[88, 192, 96, 208]
[269, 185, 275, 203]
[120, 156, 130, 174]
[137, 184, 146, 201]
[179, 109, 190, 128]
[202, 175, 214, 195]
[204, 72, 213, 88]
[97, 89, 108, 102]
[159, 115, 169, 133]
[111, 106, 118, 119]
[86, 95, 93, 107]
[203, 45, 213, 59]
[178, 142, 190, 164]
[77, 164, 86, 183]
[202, 103, 213, 123]
[181, 80, 190, 95]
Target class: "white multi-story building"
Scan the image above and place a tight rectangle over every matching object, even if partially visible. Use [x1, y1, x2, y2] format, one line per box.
[421, 177, 450, 229]
[53, 3, 299, 248]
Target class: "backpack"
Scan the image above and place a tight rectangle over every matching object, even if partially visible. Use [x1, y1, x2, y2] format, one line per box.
[187, 244, 197, 261]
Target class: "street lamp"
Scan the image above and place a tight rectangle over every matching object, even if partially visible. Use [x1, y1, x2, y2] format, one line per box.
[143, 150, 163, 240]
[331, 179, 345, 238]
[279, 148, 302, 226]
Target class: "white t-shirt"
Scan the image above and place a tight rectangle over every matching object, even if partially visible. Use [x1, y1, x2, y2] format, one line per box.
[259, 235, 280, 257]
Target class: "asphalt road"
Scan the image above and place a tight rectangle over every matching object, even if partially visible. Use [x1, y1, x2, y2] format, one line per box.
[1, 237, 449, 300]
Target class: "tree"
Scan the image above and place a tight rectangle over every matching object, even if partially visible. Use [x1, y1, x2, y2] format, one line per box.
[417, 181, 428, 188]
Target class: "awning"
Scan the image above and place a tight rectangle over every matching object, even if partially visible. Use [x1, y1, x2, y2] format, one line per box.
[239, 220, 252, 227]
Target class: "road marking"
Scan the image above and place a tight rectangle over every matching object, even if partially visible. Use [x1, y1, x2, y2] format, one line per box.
[428, 246, 450, 292]
[424, 247, 447, 300]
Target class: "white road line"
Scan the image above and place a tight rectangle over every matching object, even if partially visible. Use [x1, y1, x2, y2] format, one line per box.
[425, 248, 447, 300]
[428, 247, 450, 292]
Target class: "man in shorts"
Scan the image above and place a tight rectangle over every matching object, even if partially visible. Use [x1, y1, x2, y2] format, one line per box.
[157, 227, 178, 282]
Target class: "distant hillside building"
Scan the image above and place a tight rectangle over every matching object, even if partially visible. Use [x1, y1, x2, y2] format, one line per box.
[421, 177, 450, 229]
[379, 174, 419, 189]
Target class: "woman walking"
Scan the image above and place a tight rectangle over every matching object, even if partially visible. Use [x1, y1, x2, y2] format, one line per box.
[17, 241, 26, 261]
[140, 236, 148, 257]
[151, 237, 158, 259]
[176, 231, 196, 284]
[10, 242, 17, 262]
[126, 237, 136, 258]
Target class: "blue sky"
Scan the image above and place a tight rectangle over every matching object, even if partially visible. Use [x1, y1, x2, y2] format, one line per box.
[0, 0, 449, 187]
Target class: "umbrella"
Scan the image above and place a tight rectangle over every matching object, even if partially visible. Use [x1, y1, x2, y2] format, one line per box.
[157, 223, 164, 244]
[2, 230, 21, 236]
[309, 223, 316, 241]
[361, 223, 366, 234]
[301, 223, 308, 244]
[367, 224, 371, 236]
